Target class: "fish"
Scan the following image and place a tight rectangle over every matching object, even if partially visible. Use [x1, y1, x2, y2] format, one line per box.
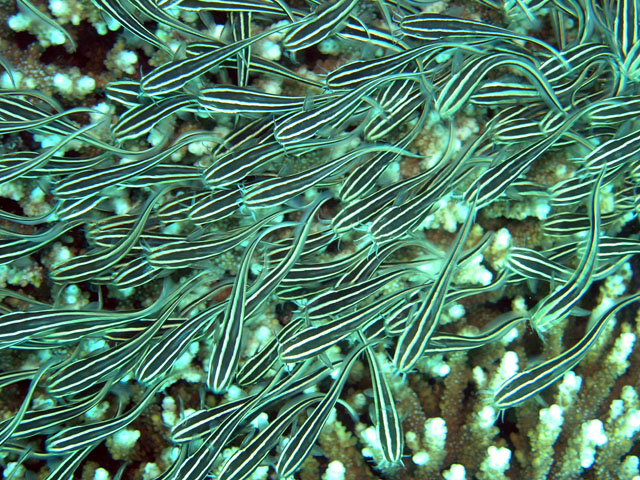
[531, 167, 605, 333]
[495, 292, 640, 409]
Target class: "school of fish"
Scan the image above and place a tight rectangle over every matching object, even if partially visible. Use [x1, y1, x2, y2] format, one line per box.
[1, 0, 640, 478]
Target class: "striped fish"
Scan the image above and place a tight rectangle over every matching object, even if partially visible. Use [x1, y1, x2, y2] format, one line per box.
[464, 107, 587, 207]
[197, 86, 335, 115]
[203, 135, 346, 190]
[112, 95, 198, 142]
[240, 145, 412, 210]
[171, 361, 325, 443]
[507, 247, 572, 284]
[49, 187, 170, 283]
[365, 128, 469, 248]
[186, 43, 325, 87]
[304, 268, 410, 324]
[329, 129, 480, 236]
[392, 194, 477, 374]
[140, 21, 299, 96]
[17, 0, 76, 50]
[386, 269, 509, 336]
[436, 51, 564, 118]
[340, 104, 429, 203]
[172, 367, 285, 480]
[361, 332, 403, 467]
[45, 379, 165, 453]
[173, 0, 295, 18]
[0, 121, 99, 185]
[231, 11, 252, 86]
[156, 191, 208, 222]
[51, 131, 218, 199]
[244, 193, 331, 316]
[337, 17, 409, 51]
[280, 247, 370, 287]
[400, 13, 569, 68]
[276, 342, 370, 477]
[109, 257, 162, 289]
[121, 164, 203, 188]
[611, 0, 640, 93]
[338, 144, 409, 203]
[0, 360, 53, 447]
[532, 167, 605, 332]
[0, 282, 170, 349]
[42, 443, 97, 480]
[425, 311, 527, 354]
[145, 209, 288, 269]
[0, 367, 41, 389]
[91, 0, 173, 54]
[46, 277, 201, 395]
[325, 42, 443, 89]
[105, 80, 146, 108]
[210, 116, 273, 156]
[236, 318, 304, 386]
[207, 222, 295, 393]
[188, 188, 244, 225]
[363, 80, 424, 141]
[217, 396, 323, 480]
[0, 95, 96, 137]
[136, 287, 230, 383]
[542, 211, 621, 238]
[471, 80, 541, 107]
[495, 291, 640, 409]
[267, 227, 336, 262]
[6, 381, 112, 440]
[274, 72, 419, 146]
[337, 238, 432, 287]
[0, 220, 81, 266]
[202, 140, 286, 189]
[129, 0, 223, 43]
[540, 42, 615, 85]
[583, 95, 640, 125]
[280, 287, 412, 363]
[283, 0, 360, 51]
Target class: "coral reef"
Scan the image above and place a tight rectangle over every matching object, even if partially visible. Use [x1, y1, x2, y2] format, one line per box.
[0, 0, 640, 479]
